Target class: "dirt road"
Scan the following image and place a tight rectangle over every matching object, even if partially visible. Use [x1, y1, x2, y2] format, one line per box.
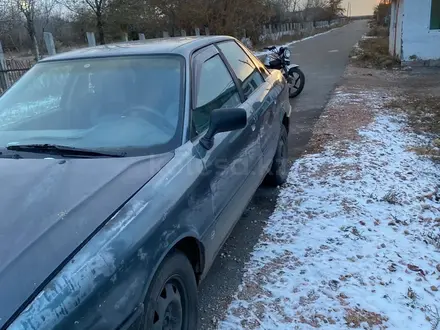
[198, 20, 369, 329]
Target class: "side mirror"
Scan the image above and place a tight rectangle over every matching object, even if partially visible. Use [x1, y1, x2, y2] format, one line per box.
[200, 108, 247, 150]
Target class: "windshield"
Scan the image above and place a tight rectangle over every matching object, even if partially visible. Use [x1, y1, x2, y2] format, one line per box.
[0, 55, 184, 157]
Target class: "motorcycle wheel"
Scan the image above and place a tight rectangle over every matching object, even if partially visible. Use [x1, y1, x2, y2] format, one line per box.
[287, 67, 305, 98]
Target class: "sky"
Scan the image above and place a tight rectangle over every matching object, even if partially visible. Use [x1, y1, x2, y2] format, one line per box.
[342, 0, 378, 16]
[298, 0, 379, 16]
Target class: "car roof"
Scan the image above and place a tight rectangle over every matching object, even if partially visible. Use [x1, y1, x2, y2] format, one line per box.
[40, 36, 237, 62]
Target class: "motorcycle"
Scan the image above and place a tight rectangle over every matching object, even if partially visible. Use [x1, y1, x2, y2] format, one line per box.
[263, 46, 305, 98]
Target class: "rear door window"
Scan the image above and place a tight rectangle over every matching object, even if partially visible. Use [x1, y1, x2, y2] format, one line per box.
[217, 41, 265, 99]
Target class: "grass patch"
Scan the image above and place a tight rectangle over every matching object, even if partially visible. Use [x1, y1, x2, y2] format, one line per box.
[367, 25, 389, 37]
[381, 190, 401, 205]
[344, 308, 388, 328]
[351, 22, 399, 69]
[426, 305, 440, 330]
[352, 37, 398, 69]
[386, 95, 440, 161]
[386, 96, 440, 135]
[423, 231, 440, 250]
[407, 146, 440, 160]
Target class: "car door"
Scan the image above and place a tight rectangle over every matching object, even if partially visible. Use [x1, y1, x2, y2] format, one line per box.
[241, 42, 288, 168]
[191, 45, 263, 263]
[216, 40, 281, 170]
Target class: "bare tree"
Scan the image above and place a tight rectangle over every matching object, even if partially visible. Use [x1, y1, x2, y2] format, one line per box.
[326, 0, 345, 19]
[17, 0, 39, 60]
[0, 0, 23, 52]
[0, 0, 12, 35]
[59, 0, 109, 44]
[302, 0, 327, 21]
[374, 0, 391, 25]
[280, 0, 300, 12]
[271, 0, 300, 22]
[84, 0, 107, 44]
[40, 0, 57, 33]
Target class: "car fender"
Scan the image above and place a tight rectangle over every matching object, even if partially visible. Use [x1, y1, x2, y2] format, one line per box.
[118, 229, 205, 330]
[140, 230, 205, 300]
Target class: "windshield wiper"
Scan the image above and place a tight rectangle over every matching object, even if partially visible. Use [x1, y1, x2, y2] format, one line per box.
[6, 144, 126, 158]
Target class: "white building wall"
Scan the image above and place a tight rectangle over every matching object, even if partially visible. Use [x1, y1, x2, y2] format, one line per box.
[402, 0, 440, 61]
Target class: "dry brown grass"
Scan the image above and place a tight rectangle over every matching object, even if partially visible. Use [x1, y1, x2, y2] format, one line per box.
[386, 95, 440, 161]
[352, 37, 399, 69]
[386, 95, 440, 136]
[344, 308, 389, 329]
[307, 85, 378, 154]
[367, 25, 389, 37]
[350, 22, 398, 69]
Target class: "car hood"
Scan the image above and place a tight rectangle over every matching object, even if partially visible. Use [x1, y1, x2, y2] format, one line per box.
[0, 153, 173, 329]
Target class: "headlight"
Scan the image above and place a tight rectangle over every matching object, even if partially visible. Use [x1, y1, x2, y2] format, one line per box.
[284, 49, 291, 58]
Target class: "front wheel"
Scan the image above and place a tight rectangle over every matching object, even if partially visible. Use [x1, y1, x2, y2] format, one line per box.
[287, 67, 305, 98]
[144, 251, 198, 330]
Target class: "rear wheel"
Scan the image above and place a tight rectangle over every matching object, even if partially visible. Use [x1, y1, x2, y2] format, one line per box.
[288, 67, 305, 98]
[144, 251, 198, 330]
[264, 125, 289, 186]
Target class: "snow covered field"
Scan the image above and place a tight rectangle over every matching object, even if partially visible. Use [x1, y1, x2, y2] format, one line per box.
[219, 88, 440, 329]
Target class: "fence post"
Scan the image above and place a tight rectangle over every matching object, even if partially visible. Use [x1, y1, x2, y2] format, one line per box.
[163, 31, 169, 38]
[86, 32, 96, 47]
[181, 29, 187, 37]
[122, 32, 128, 42]
[43, 32, 56, 56]
[195, 28, 200, 36]
[138, 33, 145, 40]
[205, 27, 210, 36]
[0, 41, 11, 92]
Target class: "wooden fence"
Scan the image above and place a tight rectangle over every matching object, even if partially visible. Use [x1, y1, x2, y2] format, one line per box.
[0, 17, 348, 95]
[0, 57, 33, 95]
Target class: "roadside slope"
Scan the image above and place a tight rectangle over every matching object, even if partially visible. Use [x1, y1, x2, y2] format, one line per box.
[198, 20, 369, 329]
[219, 66, 440, 330]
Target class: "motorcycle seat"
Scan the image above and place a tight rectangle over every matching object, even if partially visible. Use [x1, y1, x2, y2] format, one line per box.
[264, 46, 276, 51]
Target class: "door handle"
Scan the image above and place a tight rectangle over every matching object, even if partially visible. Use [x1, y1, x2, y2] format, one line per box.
[269, 109, 274, 124]
[250, 115, 257, 131]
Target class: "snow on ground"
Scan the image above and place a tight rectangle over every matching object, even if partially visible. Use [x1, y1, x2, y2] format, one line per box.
[219, 91, 440, 329]
[253, 27, 341, 57]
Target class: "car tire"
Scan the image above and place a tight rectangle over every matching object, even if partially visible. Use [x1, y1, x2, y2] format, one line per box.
[264, 125, 289, 186]
[144, 251, 198, 330]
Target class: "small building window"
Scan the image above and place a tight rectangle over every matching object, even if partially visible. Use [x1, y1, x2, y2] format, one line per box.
[431, 0, 440, 30]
